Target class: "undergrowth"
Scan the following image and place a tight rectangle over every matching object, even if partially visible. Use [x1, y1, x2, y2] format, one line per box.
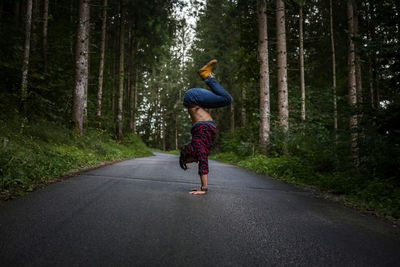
[213, 152, 400, 222]
[0, 119, 152, 199]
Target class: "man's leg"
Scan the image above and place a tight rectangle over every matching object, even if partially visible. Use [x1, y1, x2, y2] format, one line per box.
[183, 59, 232, 108]
[204, 76, 232, 106]
[199, 59, 232, 107]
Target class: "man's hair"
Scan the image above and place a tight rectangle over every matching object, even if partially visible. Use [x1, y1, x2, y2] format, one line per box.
[179, 145, 189, 170]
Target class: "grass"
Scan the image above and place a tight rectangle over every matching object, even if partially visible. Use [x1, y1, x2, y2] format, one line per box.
[0, 119, 152, 200]
[212, 152, 400, 224]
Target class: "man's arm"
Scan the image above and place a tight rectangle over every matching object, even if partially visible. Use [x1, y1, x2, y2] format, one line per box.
[190, 174, 208, 195]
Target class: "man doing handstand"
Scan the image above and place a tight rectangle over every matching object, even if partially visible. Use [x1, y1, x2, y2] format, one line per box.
[179, 59, 233, 195]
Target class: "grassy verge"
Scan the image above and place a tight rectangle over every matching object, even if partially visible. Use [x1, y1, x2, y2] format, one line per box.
[212, 152, 400, 224]
[0, 120, 152, 200]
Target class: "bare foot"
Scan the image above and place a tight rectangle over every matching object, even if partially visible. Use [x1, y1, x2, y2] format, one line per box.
[189, 190, 207, 195]
[191, 188, 201, 191]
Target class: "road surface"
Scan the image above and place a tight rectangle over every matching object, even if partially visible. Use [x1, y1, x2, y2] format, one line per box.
[0, 152, 399, 266]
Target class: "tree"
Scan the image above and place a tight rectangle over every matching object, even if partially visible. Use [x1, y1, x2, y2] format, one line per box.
[129, 35, 137, 134]
[72, 0, 90, 137]
[353, 2, 363, 105]
[299, 3, 306, 121]
[276, 0, 289, 133]
[116, 0, 125, 141]
[257, 0, 270, 148]
[329, 0, 338, 137]
[347, 0, 358, 164]
[21, 0, 33, 117]
[42, 0, 49, 73]
[96, 0, 108, 126]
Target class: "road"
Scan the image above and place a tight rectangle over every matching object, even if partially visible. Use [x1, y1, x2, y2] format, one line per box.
[0, 152, 399, 266]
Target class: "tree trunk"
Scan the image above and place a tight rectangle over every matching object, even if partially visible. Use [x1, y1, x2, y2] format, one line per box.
[72, 0, 90, 137]
[230, 102, 235, 133]
[368, 55, 374, 108]
[21, 0, 33, 116]
[276, 0, 289, 133]
[14, 1, 20, 27]
[162, 107, 166, 151]
[329, 0, 338, 135]
[175, 113, 178, 150]
[42, 0, 49, 73]
[96, 0, 108, 126]
[116, 0, 125, 141]
[0, 0, 3, 20]
[353, 4, 363, 105]
[347, 0, 358, 165]
[214, 109, 219, 127]
[241, 86, 246, 127]
[129, 33, 137, 134]
[133, 71, 138, 134]
[299, 6, 305, 121]
[257, 0, 270, 148]
[372, 48, 379, 107]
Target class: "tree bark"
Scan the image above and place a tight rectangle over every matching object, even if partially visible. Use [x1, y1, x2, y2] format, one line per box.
[21, 0, 33, 116]
[230, 102, 235, 133]
[0, 0, 3, 20]
[14, 1, 20, 27]
[116, 0, 125, 141]
[299, 6, 305, 121]
[162, 107, 166, 151]
[214, 109, 219, 127]
[96, 0, 108, 126]
[42, 0, 49, 73]
[175, 113, 178, 150]
[129, 33, 137, 134]
[72, 0, 90, 137]
[276, 0, 289, 133]
[241, 86, 246, 127]
[329, 0, 338, 135]
[133, 71, 138, 134]
[353, 4, 363, 105]
[347, 0, 358, 165]
[257, 0, 270, 148]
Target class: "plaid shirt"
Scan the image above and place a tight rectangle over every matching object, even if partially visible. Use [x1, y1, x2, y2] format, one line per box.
[185, 122, 217, 175]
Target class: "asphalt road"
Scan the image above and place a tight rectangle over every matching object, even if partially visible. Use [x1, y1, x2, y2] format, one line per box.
[0, 152, 399, 266]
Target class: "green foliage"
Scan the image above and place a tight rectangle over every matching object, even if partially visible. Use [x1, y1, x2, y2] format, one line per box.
[0, 119, 152, 198]
[215, 151, 399, 219]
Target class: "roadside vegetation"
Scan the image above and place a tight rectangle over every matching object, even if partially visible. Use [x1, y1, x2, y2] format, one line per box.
[0, 119, 152, 200]
[211, 119, 400, 222]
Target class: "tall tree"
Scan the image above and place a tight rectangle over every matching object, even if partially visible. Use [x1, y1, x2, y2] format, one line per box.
[21, 0, 33, 117]
[299, 3, 306, 121]
[276, 0, 289, 133]
[241, 86, 246, 127]
[42, 0, 49, 72]
[72, 0, 90, 137]
[329, 0, 338, 136]
[353, 2, 363, 105]
[116, 0, 125, 140]
[257, 0, 270, 148]
[230, 102, 235, 133]
[347, 0, 358, 164]
[96, 0, 108, 126]
[129, 34, 138, 134]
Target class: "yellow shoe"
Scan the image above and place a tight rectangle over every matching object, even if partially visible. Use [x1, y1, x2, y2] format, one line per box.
[198, 59, 218, 79]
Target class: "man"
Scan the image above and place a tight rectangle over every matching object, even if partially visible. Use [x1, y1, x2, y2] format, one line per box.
[179, 59, 233, 195]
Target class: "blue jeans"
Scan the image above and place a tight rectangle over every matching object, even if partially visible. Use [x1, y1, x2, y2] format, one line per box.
[183, 76, 233, 108]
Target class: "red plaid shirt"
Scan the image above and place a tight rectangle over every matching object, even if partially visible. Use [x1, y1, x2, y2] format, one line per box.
[185, 122, 217, 175]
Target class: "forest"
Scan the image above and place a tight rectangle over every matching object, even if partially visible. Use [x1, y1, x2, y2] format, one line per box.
[0, 0, 399, 221]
